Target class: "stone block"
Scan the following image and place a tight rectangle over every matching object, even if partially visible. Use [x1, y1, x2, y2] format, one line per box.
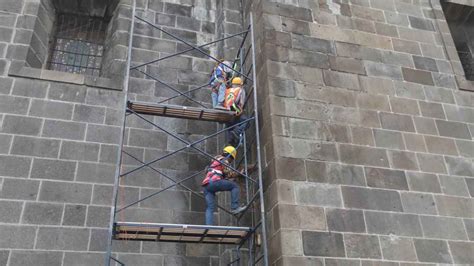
[274, 157, 305, 181]
[306, 161, 366, 186]
[275, 204, 326, 230]
[9, 251, 62, 266]
[0, 155, 31, 177]
[420, 216, 468, 240]
[76, 162, 115, 184]
[39, 181, 91, 204]
[22, 202, 63, 225]
[335, 41, 382, 61]
[268, 78, 296, 98]
[436, 120, 471, 140]
[424, 136, 458, 156]
[85, 88, 122, 108]
[449, 241, 474, 264]
[0, 95, 30, 115]
[389, 150, 418, 170]
[374, 22, 398, 37]
[414, 239, 452, 263]
[351, 126, 375, 146]
[365, 211, 423, 237]
[456, 140, 474, 158]
[72, 104, 106, 124]
[435, 195, 474, 218]
[439, 175, 470, 197]
[390, 97, 420, 115]
[11, 136, 60, 158]
[445, 156, 474, 177]
[31, 158, 76, 181]
[401, 192, 437, 215]
[394, 80, 425, 100]
[413, 116, 438, 134]
[128, 128, 167, 149]
[416, 153, 447, 174]
[36, 227, 89, 251]
[63, 253, 104, 266]
[374, 129, 405, 149]
[1, 115, 42, 136]
[392, 39, 421, 55]
[0, 200, 22, 223]
[29, 99, 73, 120]
[351, 4, 385, 21]
[341, 186, 403, 211]
[360, 76, 395, 96]
[325, 258, 360, 266]
[139, 189, 189, 211]
[419, 101, 445, 119]
[344, 234, 381, 259]
[291, 34, 335, 54]
[0, 225, 36, 248]
[385, 11, 409, 26]
[302, 231, 345, 257]
[263, 2, 313, 21]
[281, 17, 310, 35]
[379, 236, 417, 262]
[365, 61, 403, 80]
[409, 16, 434, 31]
[365, 167, 408, 190]
[265, 30, 292, 47]
[266, 43, 289, 62]
[289, 49, 329, 68]
[329, 56, 365, 74]
[164, 2, 191, 16]
[86, 206, 110, 228]
[59, 141, 100, 162]
[86, 124, 121, 144]
[465, 219, 474, 240]
[274, 136, 338, 161]
[63, 204, 87, 226]
[356, 94, 390, 111]
[323, 70, 360, 90]
[402, 67, 434, 85]
[327, 208, 365, 233]
[379, 112, 415, 132]
[339, 144, 389, 167]
[295, 183, 342, 207]
[413, 55, 438, 72]
[425, 86, 455, 104]
[467, 178, 474, 197]
[0, 178, 39, 200]
[404, 133, 426, 152]
[275, 256, 324, 266]
[42, 120, 86, 141]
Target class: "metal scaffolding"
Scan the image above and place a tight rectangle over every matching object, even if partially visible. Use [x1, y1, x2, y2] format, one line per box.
[104, 2, 268, 266]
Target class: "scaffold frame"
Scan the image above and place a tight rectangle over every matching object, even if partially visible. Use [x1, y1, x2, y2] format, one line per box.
[105, 2, 268, 265]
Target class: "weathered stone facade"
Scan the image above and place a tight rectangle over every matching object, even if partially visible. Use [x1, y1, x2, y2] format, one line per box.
[243, 0, 474, 265]
[0, 0, 474, 265]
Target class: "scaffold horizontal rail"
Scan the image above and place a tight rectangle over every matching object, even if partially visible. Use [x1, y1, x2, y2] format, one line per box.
[127, 101, 236, 122]
[114, 222, 251, 244]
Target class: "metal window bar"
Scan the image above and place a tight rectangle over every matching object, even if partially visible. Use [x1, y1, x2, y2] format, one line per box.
[105, 1, 268, 265]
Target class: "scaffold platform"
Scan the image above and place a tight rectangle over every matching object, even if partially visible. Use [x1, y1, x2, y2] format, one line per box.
[114, 222, 251, 245]
[127, 101, 236, 123]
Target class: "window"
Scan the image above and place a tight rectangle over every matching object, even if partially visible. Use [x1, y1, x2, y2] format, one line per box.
[441, 1, 474, 80]
[48, 14, 108, 76]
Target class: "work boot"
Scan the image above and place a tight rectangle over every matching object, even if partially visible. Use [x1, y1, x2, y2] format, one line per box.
[214, 104, 227, 110]
[230, 205, 246, 215]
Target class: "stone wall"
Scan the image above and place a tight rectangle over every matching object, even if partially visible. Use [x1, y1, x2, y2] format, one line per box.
[0, 0, 242, 265]
[243, 0, 474, 265]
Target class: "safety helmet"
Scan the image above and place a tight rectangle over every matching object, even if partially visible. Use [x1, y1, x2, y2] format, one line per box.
[221, 61, 232, 73]
[223, 145, 237, 159]
[231, 77, 243, 85]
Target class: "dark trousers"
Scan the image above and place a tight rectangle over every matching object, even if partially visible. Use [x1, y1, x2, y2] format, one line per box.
[203, 179, 240, 225]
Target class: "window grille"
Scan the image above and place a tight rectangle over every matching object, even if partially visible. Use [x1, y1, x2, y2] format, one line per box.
[48, 14, 108, 76]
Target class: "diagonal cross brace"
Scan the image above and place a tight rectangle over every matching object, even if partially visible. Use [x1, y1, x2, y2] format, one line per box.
[135, 16, 253, 82]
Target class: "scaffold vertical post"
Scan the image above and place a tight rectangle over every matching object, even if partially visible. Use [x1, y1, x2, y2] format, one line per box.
[104, 1, 136, 265]
[250, 12, 269, 266]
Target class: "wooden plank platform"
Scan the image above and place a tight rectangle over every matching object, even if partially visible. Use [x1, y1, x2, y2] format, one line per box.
[127, 101, 236, 123]
[114, 222, 251, 245]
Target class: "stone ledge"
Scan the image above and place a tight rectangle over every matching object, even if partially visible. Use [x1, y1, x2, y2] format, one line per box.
[8, 60, 123, 91]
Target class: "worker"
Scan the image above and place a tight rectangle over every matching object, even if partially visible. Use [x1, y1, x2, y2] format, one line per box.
[210, 60, 233, 109]
[224, 77, 249, 146]
[202, 146, 246, 225]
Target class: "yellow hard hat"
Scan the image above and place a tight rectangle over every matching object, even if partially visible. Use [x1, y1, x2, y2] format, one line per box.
[231, 77, 242, 85]
[223, 146, 237, 159]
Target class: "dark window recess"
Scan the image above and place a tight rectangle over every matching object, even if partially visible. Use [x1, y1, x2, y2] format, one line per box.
[441, 1, 474, 81]
[48, 14, 108, 76]
[457, 43, 474, 80]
